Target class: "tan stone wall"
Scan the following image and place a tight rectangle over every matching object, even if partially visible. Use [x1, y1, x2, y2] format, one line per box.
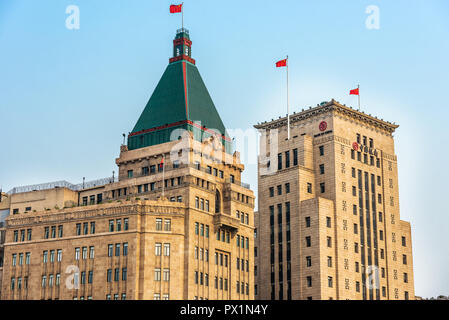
[255, 101, 415, 300]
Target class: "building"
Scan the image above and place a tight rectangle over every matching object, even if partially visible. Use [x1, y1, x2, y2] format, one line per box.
[0, 191, 11, 297]
[254, 100, 415, 300]
[0, 28, 255, 300]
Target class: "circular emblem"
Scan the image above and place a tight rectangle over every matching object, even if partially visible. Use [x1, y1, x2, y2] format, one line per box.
[319, 121, 327, 132]
[352, 142, 359, 151]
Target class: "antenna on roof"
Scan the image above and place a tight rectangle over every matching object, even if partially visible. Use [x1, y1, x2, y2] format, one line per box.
[83, 177, 85, 189]
[122, 133, 126, 145]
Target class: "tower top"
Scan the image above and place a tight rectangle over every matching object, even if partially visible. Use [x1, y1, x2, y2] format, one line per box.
[169, 28, 195, 65]
[128, 29, 231, 153]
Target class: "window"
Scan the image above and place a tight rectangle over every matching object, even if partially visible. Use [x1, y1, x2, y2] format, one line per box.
[285, 151, 290, 168]
[326, 217, 331, 228]
[319, 164, 325, 175]
[402, 236, 406, 247]
[307, 183, 312, 194]
[115, 244, 120, 256]
[108, 244, 113, 257]
[305, 217, 311, 228]
[307, 276, 312, 287]
[306, 256, 312, 267]
[57, 250, 62, 262]
[88, 271, 93, 284]
[109, 220, 114, 232]
[82, 247, 88, 260]
[156, 218, 162, 230]
[107, 269, 112, 282]
[122, 268, 127, 281]
[319, 146, 324, 156]
[123, 242, 128, 256]
[114, 268, 120, 281]
[127, 170, 133, 178]
[403, 254, 407, 265]
[328, 276, 333, 288]
[50, 250, 55, 263]
[163, 243, 170, 256]
[26, 252, 31, 264]
[379, 230, 384, 240]
[75, 248, 80, 260]
[354, 223, 358, 234]
[42, 275, 47, 288]
[45, 227, 50, 239]
[305, 236, 311, 247]
[163, 269, 170, 281]
[320, 183, 325, 193]
[269, 187, 274, 197]
[404, 273, 408, 283]
[327, 236, 332, 248]
[277, 185, 282, 196]
[285, 183, 290, 193]
[155, 243, 162, 256]
[164, 219, 171, 231]
[89, 246, 95, 259]
[327, 256, 332, 267]
[278, 153, 282, 170]
[293, 148, 298, 166]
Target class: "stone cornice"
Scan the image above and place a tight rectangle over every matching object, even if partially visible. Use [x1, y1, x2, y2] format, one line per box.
[5, 200, 187, 228]
[254, 99, 399, 135]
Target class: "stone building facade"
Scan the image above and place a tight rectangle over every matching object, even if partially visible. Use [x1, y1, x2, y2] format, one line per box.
[254, 100, 415, 300]
[0, 28, 255, 300]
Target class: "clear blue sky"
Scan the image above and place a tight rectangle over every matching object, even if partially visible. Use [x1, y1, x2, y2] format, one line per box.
[0, 0, 448, 298]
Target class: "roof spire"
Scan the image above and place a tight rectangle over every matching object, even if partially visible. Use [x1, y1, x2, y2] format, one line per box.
[169, 28, 195, 65]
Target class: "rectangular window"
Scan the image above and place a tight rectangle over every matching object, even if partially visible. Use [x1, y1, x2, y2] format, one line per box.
[109, 220, 114, 232]
[319, 146, 324, 156]
[285, 151, 290, 168]
[285, 183, 290, 193]
[164, 219, 171, 231]
[155, 243, 162, 256]
[320, 183, 325, 193]
[108, 244, 113, 257]
[278, 153, 282, 170]
[123, 242, 128, 256]
[305, 236, 311, 247]
[57, 249, 62, 262]
[319, 164, 325, 174]
[115, 244, 120, 256]
[89, 246, 95, 259]
[307, 183, 312, 194]
[156, 218, 162, 231]
[293, 148, 298, 165]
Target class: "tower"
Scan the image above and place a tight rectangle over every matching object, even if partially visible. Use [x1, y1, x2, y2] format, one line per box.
[254, 100, 415, 300]
[128, 28, 232, 154]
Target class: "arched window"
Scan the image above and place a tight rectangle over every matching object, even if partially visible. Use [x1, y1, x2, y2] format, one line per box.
[215, 190, 221, 213]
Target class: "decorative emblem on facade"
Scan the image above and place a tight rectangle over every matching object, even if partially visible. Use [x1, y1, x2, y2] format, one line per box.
[352, 142, 359, 151]
[319, 121, 327, 132]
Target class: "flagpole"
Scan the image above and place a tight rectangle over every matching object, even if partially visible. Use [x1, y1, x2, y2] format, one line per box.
[358, 84, 360, 111]
[182, 3, 184, 30]
[287, 55, 290, 140]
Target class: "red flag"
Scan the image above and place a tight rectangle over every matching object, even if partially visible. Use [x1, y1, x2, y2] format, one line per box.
[350, 88, 359, 95]
[276, 59, 287, 67]
[160, 156, 164, 165]
[170, 4, 183, 13]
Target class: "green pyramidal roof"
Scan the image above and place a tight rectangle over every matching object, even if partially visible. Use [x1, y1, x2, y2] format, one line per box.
[128, 29, 231, 153]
